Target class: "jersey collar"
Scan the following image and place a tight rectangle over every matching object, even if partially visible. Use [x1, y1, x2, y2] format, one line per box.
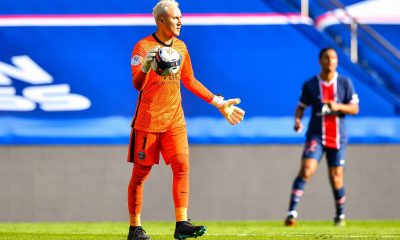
[152, 33, 173, 47]
[317, 72, 338, 86]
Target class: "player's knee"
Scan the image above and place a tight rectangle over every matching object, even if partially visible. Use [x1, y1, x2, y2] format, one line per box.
[332, 172, 343, 180]
[329, 167, 343, 178]
[170, 154, 189, 175]
[132, 164, 152, 183]
[135, 164, 152, 174]
[300, 168, 315, 181]
[300, 158, 318, 180]
[330, 172, 343, 184]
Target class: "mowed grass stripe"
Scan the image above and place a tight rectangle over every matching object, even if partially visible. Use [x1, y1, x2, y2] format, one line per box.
[0, 220, 399, 239]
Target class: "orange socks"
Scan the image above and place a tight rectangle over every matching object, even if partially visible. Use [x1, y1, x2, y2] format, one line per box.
[129, 213, 141, 227]
[175, 207, 188, 222]
[170, 154, 190, 221]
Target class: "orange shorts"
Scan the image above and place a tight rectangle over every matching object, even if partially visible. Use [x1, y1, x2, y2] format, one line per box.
[127, 126, 189, 166]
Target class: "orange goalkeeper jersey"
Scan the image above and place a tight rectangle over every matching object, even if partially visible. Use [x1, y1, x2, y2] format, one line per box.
[130, 34, 214, 132]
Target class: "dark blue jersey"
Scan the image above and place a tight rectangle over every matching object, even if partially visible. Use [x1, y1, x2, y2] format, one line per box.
[298, 73, 359, 148]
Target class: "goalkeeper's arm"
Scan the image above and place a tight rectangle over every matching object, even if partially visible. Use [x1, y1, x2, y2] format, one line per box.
[132, 46, 160, 90]
[210, 95, 245, 125]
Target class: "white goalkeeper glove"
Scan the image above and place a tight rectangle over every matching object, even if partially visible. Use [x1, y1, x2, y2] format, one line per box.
[211, 95, 245, 125]
[141, 45, 160, 73]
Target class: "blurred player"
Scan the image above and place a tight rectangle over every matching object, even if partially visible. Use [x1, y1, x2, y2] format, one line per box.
[127, 0, 245, 239]
[285, 48, 359, 227]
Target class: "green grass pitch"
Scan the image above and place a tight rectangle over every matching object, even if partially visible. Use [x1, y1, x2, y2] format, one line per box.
[1, 220, 400, 239]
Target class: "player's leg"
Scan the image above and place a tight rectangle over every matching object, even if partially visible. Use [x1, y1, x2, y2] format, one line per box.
[127, 164, 152, 240]
[170, 154, 190, 221]
[285, 139, 323, 226]
[326, 145, 346, 226]
[169, 155, 205, 239]
[160, 126, 206, 239]
[127, 129, 160, 240]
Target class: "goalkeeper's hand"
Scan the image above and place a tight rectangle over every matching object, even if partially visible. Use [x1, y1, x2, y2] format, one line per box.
[211, 95, 245, 125]
[141, 45, 160, 73]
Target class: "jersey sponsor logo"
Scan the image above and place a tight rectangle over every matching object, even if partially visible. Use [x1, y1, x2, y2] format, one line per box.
[317, 103, 340, 116]
[163, 73, 180, 81]
[0, 55, 91, 111]
[150, 73, 180, 86]
[131, 55, 142, 66]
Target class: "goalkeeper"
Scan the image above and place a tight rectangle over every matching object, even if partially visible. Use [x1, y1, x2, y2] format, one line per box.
[127, 0, 245, 239]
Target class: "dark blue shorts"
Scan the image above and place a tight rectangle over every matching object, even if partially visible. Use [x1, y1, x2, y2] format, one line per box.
[302, 137, 346, 167]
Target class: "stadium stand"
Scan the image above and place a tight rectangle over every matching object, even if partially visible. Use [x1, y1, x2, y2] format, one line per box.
[294, 0, 400, 110]
[0, 0, 399, 144]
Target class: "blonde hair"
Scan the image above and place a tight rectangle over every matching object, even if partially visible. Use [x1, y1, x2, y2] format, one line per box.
[152, 0, 179, 21]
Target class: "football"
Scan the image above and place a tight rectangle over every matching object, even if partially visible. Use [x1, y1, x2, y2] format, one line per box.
[152, 47, 181, 76]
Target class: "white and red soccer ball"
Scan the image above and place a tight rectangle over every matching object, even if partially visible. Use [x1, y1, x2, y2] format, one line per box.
[152, 47, 181, 76]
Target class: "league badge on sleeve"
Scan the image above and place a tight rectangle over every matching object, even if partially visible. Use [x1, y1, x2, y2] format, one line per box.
[131, 55, 142, 66]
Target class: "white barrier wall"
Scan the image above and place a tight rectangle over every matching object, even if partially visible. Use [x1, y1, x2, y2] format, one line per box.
[1, 145, 399, 221]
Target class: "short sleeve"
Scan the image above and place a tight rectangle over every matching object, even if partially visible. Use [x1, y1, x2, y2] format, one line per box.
[344, 78, 359, 104]
[299, 82, 312, 107]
